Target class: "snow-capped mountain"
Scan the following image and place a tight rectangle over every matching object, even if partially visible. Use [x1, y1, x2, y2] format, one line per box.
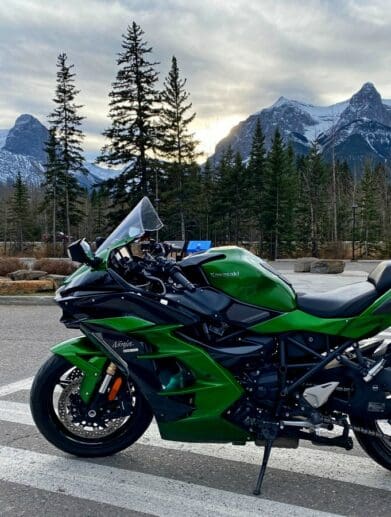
[0, 114, 119, 187]
[212, 82, 391, 169]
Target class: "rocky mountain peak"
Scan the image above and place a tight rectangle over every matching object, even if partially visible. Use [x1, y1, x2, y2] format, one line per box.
[210, 82, 391, 170]
[4, 114, 49, 162]
[337, 82, 389, 127]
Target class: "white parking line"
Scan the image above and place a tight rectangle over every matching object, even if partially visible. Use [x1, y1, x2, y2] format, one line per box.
[0, 401, 390, 492]
[0, 445, 340, 517]
[0, 377, 33, 397]
[0, 400, 33, 425]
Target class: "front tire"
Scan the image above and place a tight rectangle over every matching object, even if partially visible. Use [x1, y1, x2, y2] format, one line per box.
[350, 415, 391, 471]
[30, 354, 153, 457]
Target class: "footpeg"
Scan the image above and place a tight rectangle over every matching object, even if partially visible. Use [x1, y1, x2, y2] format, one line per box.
[363, 359, 385, 382]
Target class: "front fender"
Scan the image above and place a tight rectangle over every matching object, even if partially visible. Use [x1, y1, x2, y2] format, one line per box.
[51, 336, 107, 403]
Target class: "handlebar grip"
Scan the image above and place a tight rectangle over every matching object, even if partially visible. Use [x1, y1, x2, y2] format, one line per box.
[170, 267, 196, 292]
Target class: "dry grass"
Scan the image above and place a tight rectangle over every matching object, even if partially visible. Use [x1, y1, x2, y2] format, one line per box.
[35, 258, 78, 276]
[0, 258, 23, 276]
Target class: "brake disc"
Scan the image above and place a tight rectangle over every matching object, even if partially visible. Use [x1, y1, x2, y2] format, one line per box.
[57, 374, 130, 439]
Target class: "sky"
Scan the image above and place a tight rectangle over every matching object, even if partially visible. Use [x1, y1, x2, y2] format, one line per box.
[1, 0, 391, 161]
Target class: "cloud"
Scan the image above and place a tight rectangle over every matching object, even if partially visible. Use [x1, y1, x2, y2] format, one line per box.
[1, 0, 391, 156]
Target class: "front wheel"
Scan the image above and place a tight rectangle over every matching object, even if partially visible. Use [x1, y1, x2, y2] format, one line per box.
[350, 415, 391, 471]
[30, 354, 153, 457]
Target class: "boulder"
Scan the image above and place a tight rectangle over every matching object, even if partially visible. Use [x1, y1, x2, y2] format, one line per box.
[0, 279, 54, 295]
[294, 257, 318, 273]
[46, 274, 67, 289]
[7, 269, 48, 281]
[19, 257, 37, 270]
[310, 260, 345, 274]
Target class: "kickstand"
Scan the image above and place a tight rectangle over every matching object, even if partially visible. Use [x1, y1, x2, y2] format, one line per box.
[253, 438, 274, 496]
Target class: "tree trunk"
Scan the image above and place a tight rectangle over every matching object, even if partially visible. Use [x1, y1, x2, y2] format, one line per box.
[274, 191, 279, 260]
[65, 186, 71, 251]
[53, 182, 57, 257]
[332, 145, 338, 241]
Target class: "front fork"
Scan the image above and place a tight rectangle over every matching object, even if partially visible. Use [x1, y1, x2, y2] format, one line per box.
[51, 336, 118, 404]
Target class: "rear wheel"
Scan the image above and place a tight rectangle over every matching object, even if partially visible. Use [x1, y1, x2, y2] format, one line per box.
[350, 416, 391, 471]
[30, 355, 153, 457]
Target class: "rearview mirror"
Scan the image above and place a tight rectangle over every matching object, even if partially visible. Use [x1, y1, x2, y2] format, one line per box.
[67, 239, 102, 267]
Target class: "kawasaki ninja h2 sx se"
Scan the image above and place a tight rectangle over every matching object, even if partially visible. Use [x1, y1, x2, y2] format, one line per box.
[31, 197, 391, 495]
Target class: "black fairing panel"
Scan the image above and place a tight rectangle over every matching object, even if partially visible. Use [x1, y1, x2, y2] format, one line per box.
[165, 287, 274, 326]
[201, 335, 275, 368]
[59, 291, 199, 328]
[60, 270, 122, 297]
[165, 288, 231, 317]
[178, 253, 225, 287]
[179, 252, 225, 268]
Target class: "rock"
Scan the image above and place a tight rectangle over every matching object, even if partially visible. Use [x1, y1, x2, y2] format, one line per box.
[0, 279, 54, 295]
[19, 257, 37, 270]
[294, 257, 318, 273]
[7, 269, 48, 281]
[310, 260, 345, 274]
[46, 274, 67, 289]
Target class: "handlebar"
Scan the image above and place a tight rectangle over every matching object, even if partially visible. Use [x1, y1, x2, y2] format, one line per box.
[169, 266, 196, 292]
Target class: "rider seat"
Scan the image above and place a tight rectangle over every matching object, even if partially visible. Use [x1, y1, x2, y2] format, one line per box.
[296, 261, 391, 318]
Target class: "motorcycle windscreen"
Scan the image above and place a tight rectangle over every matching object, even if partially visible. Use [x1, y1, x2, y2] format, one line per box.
[97, 196, 163, 252]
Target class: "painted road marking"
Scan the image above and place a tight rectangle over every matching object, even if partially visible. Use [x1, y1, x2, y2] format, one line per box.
[0, 377, 33, 397]
[0, 445, 340, 517]
[0, 400, 390, 492]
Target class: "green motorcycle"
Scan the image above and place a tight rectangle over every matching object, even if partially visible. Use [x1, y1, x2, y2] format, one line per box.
[31, 197, 391, 494]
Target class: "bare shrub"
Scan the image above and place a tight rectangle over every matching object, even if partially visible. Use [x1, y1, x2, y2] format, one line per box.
[35, 258, 78, 276]
[0, 258, 23, 276]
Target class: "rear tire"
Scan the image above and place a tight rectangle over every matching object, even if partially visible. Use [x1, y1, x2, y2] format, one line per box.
[350, 416, 391, 471]
[30, 354, 153, 457]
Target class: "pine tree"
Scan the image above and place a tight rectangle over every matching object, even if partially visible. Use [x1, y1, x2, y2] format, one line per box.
[284, 142, 299, 252]
[200, 158, 214, 239]
[12, 172, 30, 252]
[246, 119, 266, 246]
[160, 56, 200, 239]
[336, 160, 354, 241]
[213, 147, 235, 243]
[49, 53, 86, 241]
[262, 129, 291, 259]
[90, 188, 109, 239]
[99, 22, 161, 225]
[358, 162, 382, 257]
[42, 128, 63, 254]
[297, 142, 328, 256]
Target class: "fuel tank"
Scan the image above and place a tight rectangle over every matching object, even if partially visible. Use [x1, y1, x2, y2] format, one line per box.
[200, 246, 296, 312]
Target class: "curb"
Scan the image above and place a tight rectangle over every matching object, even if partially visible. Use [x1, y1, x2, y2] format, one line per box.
[0, 296, 55, 306]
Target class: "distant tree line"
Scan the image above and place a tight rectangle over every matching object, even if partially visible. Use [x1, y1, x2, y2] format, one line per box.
[1, 21, 391, 259]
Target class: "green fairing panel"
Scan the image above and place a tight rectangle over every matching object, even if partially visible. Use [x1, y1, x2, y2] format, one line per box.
[251, 288, 391, 339]
[51, 336, 106, 403]
[201, 246, 296, 312]
[87, 315, 248, 442]
[136, 323, 248, 442]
